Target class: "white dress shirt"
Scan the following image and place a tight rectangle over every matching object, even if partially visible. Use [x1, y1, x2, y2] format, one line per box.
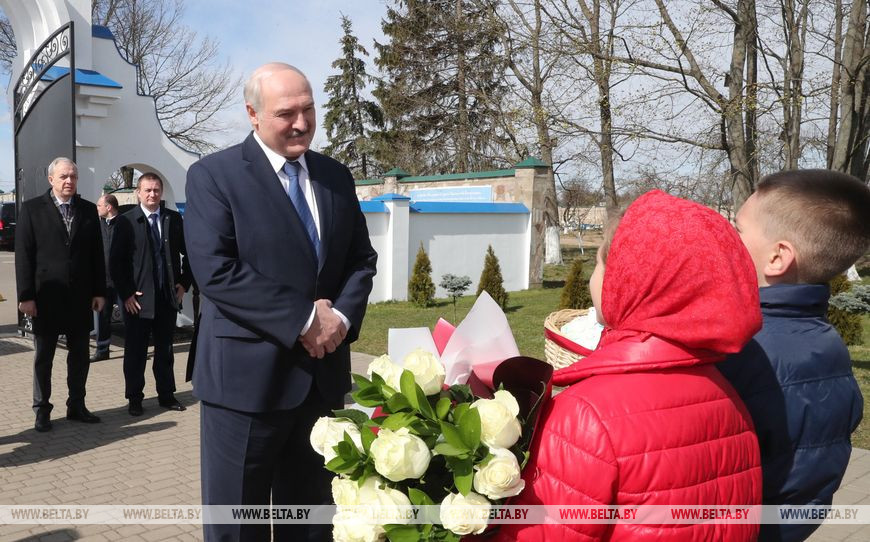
[141, 204, 162, 237]
[252, 132, 349, 337]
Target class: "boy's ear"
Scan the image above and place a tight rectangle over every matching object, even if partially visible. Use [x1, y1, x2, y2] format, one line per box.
[763, 240, 797, 280]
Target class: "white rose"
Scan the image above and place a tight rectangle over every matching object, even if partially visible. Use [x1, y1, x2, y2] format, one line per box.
[439, 491, 491, 535]
[471, 390, 522, 449]
[332, 510, 384, 542]
[310, 417, 364, 463]
[473, 447, 526, 500]
[331, 476, 360, 507]
[331, 476, 413, 541]
[369, 427, 432, 482]
[367, 354, 402, 391]
[402, 348, 446, 395]
[357, 477, 413, 525]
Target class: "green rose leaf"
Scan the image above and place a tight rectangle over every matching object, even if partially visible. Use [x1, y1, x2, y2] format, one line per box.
[351, 373, 373, 389]
[382, 412, 419, 431]
[456, 405, 481, 452]
[452, 402, 470, 424]
[408, 487, 435, 507]
[400, 370, 421, 410]
[351, 385, 384, 407]
[448, 384, 473, 404]
[433, 442, 468, 457]
[386, 392, 413, 413]
[446, 456, 474, 496]
[331, 409, 369, 426]
[439, 421, 469, 452]
[360, 423, 377, 453]
[416, 386, 436, 420]
[383, 524, 421, 542]
[435, 397, 451, 419]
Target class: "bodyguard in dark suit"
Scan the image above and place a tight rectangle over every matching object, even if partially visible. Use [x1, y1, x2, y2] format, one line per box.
[15, 157, 106, 432]
[91, 193, 120, 361]
[110, 173, 192, 416]
[185, 63, 377, 541]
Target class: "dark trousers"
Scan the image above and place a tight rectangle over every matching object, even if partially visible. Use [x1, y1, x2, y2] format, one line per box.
[200, 388, 341, 542]
[94, 287, 117, 352]
[33, 330, 90, 414]
[122, 297, 177, 401]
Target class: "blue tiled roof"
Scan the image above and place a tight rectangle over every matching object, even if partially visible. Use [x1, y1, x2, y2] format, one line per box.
[92, 25, 114, 39]
[410, 202, 529, 214]
[360, 201, 388, 213]
[40, 66, 122, 89]
[373, 193, 411, 201]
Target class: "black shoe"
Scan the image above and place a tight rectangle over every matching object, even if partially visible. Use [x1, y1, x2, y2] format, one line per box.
[90, 350, 110, 362]
[66, 406, 101, 423]
[35, 411, 52, 432]
[128, 400, 144, 417]
[158, 396, 186, 411]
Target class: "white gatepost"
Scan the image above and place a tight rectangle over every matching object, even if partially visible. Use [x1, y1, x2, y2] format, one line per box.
[373, 193, 411, 301]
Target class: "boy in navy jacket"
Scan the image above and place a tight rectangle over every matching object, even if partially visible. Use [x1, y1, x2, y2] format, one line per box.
[719, 170, 870, 541]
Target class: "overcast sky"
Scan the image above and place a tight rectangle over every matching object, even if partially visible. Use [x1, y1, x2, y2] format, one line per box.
[0, 0, 389, 192]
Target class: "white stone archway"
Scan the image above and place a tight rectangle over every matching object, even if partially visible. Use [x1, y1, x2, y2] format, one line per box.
[2, 0, 197, 207]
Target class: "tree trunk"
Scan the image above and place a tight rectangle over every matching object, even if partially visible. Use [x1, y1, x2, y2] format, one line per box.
[827, 0, 845, 169]
[781, 0, 808, 170]
[121, 166, 134, 189]
[455, 0, 470, 172]
[831, 0, 869, 178]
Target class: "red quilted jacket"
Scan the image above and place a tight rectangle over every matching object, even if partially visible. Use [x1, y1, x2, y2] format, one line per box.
[493, 191, 763, 541]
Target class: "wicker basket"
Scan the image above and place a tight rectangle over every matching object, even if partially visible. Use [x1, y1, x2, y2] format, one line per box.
[544, 308, 594, 369]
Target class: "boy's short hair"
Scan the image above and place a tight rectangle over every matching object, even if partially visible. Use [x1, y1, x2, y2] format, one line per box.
[755, 169, 870, 284]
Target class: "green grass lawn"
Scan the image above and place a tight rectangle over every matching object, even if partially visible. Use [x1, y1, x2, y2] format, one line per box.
[357, 250, 870, 448]
[848, 319, 870, 449]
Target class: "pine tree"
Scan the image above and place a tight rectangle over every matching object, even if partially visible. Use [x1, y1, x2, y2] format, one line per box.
[560, 258, 592, 310]
[374, 0, 510, 174]
[323, 15, 384, 179]
[408, 243, 435, 307]
[477, 245, 508, 308]
[828, 274, 864, 345]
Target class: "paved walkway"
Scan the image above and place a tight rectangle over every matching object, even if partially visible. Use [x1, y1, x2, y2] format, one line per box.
[0, 332, 868, 541]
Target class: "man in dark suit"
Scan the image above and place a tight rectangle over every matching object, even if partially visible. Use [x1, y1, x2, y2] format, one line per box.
[111, 172, 192, 416]
[15, 157, 106, 432]
[91, 193, 120, 362]
[185, 63, 377, 541]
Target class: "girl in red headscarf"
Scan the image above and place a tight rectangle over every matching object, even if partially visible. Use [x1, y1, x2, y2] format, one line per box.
[493, 190, 763, 541]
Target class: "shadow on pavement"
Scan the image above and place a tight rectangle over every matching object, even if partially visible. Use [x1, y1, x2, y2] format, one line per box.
[0, 390, 197, 468]
[14, 529, 80, 541]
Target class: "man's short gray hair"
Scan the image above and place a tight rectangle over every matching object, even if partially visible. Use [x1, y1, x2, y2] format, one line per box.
[243, 63, 309, 112]
[47, 157, 76, 177]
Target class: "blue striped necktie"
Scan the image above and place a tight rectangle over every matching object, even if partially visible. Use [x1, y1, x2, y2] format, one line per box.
[282, 161, 320, 261]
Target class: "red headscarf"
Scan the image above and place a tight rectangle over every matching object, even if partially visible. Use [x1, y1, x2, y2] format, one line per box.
[554, 190, 761, 385]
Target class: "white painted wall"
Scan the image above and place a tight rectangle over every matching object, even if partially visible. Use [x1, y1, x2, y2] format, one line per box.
[362, 207, 530, 303]
[363, 212, 390, 304]
[75, 34, 199, 205]
[2, 2, 199, 206]
[410, 213, 530, 298]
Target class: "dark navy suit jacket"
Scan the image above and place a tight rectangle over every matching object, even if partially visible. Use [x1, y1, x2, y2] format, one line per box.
[184, 133, 377, 413]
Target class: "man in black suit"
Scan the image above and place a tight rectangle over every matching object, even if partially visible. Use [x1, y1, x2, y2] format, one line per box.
[91, 193, 120, 362]
[15, 157, 106, 432]
[185, 63, 377, 541]
[110, 172, 192, 416]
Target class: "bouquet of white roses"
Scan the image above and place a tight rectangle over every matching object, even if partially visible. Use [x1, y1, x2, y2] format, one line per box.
[310, 294, 553, 542]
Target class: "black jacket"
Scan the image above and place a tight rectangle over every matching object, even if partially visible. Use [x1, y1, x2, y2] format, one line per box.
[15, 190, 106, 333]
[110, 204, 192, 319]
[100, 216, 118, 288]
